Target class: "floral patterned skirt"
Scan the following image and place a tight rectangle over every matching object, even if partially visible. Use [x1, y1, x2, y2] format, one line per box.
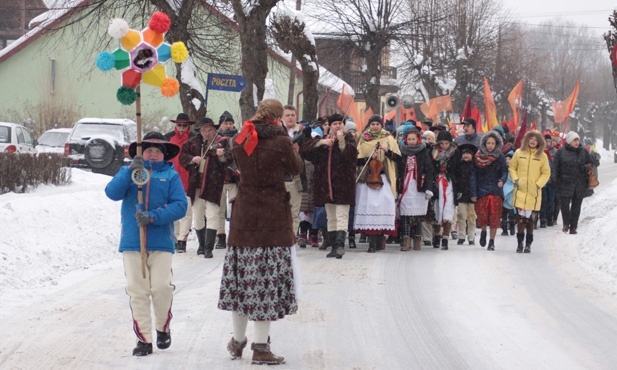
[218, 246, 298, 321]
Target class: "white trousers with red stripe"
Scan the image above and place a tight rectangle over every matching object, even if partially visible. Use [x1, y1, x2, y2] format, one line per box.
[123, 251, 174, 343]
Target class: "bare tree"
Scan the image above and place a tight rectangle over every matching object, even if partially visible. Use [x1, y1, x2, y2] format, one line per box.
[271, 9, 320, 121]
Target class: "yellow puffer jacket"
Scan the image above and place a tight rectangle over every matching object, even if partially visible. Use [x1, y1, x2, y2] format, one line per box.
[509, 147, 551, 211]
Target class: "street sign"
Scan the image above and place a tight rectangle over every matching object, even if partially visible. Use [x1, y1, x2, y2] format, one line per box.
[207, 73, 246, 92]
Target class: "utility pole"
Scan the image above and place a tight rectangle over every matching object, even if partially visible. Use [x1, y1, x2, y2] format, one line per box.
[287, 0, 302, 106]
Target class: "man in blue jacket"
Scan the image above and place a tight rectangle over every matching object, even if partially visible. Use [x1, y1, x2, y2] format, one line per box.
[105, 131, 187, 357]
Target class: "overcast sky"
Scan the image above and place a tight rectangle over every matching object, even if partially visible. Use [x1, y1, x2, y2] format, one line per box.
[501, 0, 616, 34]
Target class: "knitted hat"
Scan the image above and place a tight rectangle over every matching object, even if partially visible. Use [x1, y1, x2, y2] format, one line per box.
[344, 119, 357, 133]
[493, 125, 505, 137]
[565, 131, 580, 144]
[328, 113, 344, 124]
[219, 111, 234, 125]
[129, 131, 180, 161]
[436, 130, 453, 143]
[367, 114, 383, 125]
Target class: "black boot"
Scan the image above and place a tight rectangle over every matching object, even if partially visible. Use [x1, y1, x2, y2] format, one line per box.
[540, 220, 547, 228]
[524, 234, 533, 253]
[480, 231, 487, 247]
[500, 220, 508, 236]
[318, 228, 330, 250]
[132, 341, 153, 356]
[359, 233, 367, 243]
[441, 238, 448, 250]
[348, 233, 356, 249]
[326, 231, 339, 258]
[196, 227, 206, 255]
[334, 231, 346, 259]
[215, 233, 227, 249]
[432, 235, 441, 248]
[516, 233, 525, 253]
[367, 235, 376, 253]
[487, 239, 495, 251]
[204, 229, 217, 258]
[509, 222, 516, 235]
[176, 240, 186, 253]
[156, 330, 171, 349]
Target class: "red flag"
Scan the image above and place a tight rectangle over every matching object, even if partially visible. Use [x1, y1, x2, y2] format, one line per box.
[530, 122, 537, 130]
[461, 96, 472, 122]
[359, 107, 373, 133]
[552, 81, 580, 124]
[420, 95, 452, 123]
[508, 80, 523, 129]
[483, 77, 499, 130]
[337, 85, 361, 125]
[403, 107, 417, 122]
[504, 117, 516, 134]
[515, 112, 528, 149]
[471, 105, 483, 133]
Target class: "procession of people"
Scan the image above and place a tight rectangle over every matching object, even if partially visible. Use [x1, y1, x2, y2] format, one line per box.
[106, 98, 597, 363]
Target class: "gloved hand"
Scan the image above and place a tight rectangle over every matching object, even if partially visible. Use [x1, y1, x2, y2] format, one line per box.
[425, 190, 433, 200]
[129, 155, 144, 171]
[456, 193, 462, 200]
[513, 179, 519, 186]
[303, 125, 312, 138]
[135, 210, 151, 227]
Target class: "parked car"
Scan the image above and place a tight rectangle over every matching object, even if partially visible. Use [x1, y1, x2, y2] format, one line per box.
[0, 122, 37, 153]
[64, 118, 137, 176]
[36, 128, 72, 154]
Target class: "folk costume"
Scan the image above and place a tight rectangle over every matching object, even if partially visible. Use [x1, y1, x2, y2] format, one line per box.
[105, 132, 187, 356]
[456, 144, 478, 245]
[179, 117, 233, 258]
[469, 131, 508, 250]
[431, 131, 461, 250]
[218, 99, 303, 365]
[509, 130, 551, 253]
[395, 128, 434, 250]
[355, 115, 402, 253]
[302, 113, 358, 259]
[215, 111, 240, 250]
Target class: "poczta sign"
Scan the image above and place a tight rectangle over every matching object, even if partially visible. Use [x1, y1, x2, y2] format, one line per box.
[207, 73, 246, 92]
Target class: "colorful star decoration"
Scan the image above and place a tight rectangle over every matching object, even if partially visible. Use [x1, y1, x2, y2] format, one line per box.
[96, 12, 188, 105]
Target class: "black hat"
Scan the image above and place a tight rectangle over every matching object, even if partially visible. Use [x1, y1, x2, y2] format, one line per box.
[436, 130, 453, 143]
[458, 143, 478, 155]
[195, 117, 218, 129]
[129, 131, 180, 161]
[462, 118, 476, 127]
[429, 124, 446, 133]
[328, 113, 344, 124]
[367, 114, 383, 125]
[423, 117, 434, 126]
[170, 112, 195, 124]
[219, 111, 234, 125]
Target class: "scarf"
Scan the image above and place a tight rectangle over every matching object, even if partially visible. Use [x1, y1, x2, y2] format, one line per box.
[362, 129, 391, 141]
[400, 141, 426, 156]
[474, 152, 498, 168]
[234, 118, 276, 156]
[432, 145, 456, 163]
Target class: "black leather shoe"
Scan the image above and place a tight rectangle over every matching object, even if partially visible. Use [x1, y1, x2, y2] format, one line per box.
[156, 330, 171, 350]
[133, 341, 153, 356]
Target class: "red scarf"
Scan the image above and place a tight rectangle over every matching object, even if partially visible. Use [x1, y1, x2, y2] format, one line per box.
[235, 118, 278, 156]
[474, 152, 497, 168]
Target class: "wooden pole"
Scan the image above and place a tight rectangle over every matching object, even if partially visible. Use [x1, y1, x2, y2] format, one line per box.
[136, 85, 147, 279]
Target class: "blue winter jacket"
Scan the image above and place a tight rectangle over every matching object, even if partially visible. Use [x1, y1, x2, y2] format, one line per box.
[469, 154, 508, 199]
[105, 161, 188, 253]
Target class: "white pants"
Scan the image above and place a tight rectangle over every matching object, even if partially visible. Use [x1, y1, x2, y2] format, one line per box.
[285, 178, 302, 235]
[193, 189, 220, 231]
[123, 251, 174, 343]
[217, 183, 238, 235]
[325, 203, 350, 232]
[174, 195, 192, 241]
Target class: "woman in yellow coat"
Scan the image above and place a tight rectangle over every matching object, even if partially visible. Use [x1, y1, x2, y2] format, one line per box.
[355, 115, 401, 253]
[508, 130, 551, 253]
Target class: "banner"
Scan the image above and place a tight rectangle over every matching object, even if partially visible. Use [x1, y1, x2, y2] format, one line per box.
[207, 73, 246, 92]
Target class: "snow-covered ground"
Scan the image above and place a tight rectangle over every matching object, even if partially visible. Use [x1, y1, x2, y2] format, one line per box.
[1, 145, 616, 368]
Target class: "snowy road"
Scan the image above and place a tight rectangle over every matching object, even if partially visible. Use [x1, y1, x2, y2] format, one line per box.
[1, 163, 617, 369]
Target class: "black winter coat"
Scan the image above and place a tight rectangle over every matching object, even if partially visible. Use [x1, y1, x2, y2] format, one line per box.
[457, 160, 474, 203]
[395, 147, 434, 194]
[552, 143, 592, 198]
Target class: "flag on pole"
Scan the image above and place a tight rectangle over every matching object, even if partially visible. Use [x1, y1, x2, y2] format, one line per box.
[358, 107, 374, 133]
[337, 85, 361, 125]
[383, 109, 397, 122]
[403, 107, 417, 122]
[508, 80, 523, 129]
[552, 81, 580, 130]
[483, 77, 499, 130]
[461, 96, 472, 122]
[420, 95, 452, 123]
[515, 111, 528, 149]
[471, 105, 483, 133]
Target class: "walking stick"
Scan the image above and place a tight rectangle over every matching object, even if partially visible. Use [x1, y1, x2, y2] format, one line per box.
[132, 85, 150, 279]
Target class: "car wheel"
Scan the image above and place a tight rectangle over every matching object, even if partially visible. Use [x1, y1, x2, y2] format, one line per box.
[84, 139, 115, 169]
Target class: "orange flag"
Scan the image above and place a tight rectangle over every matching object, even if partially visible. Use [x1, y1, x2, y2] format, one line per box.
[383, 109, 397, 122]
[337, 85, 361, 125]
[552, 81, 580, 124]
[508, 80, 523, 129]
[420, 95, 452, 123]
[358, 107, 373, 133]
[403, 107, 417, 122]
[483, 77, 499, 131]
[471, 105, 483, 133]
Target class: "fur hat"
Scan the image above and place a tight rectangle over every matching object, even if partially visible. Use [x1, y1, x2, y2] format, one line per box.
[129, 131, 180, 161]
[219, 111, 234, 125]
[566, 131, 580, 144]
[367, 114, 383, 125]
[422, 130, 436, 142]
[458, 143, 477, 156]
[344, 119, 357, 133]
[170, 112, 195, 124]
[436, 130, 453, 143]
[328, 113, 344, 124]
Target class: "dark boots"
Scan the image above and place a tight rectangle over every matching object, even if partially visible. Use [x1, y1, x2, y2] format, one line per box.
[487, 239, 495, 251]
[298, 233, 307, 248]
[251, 342, 285, 365]
[367, 235, 377, 253]
[132, 341, 153, 356]
[326, 231, 339, 258]
[509, 221, 516, 235]
[500, 220, 508, 236]
[516, 233, 525, 253]
[156, 330, 171, 349]
[441, 238, 448, 250]
[215, 233, 227, 249]
[348, 233, 356, 249]
[227, 337, 248, 360]
[196, 227, 206, 255]
[524, 234, 533, 253]
[432, 235, 441, 248]
[318, 228, 330, 250]
[204, 229, 217, 258]
[176, 240, 186, 253]
[480, 231, 487, 247]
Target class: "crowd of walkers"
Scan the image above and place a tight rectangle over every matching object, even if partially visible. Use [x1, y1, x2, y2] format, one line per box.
[104, 99, 600, 363]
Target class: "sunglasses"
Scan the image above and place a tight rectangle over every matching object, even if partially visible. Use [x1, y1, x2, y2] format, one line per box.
[176, 123, 190, 128]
